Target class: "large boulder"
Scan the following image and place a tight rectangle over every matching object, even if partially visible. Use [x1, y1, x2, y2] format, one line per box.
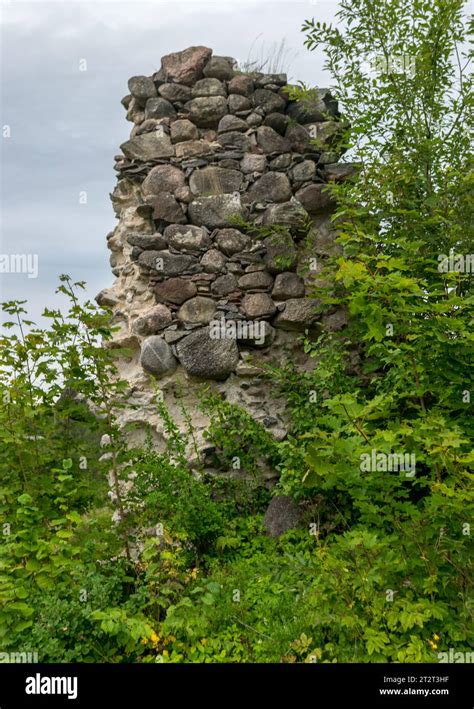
[138, 250, 197, 275]
[176, 328, 239, 379]
[188, 193, 247, 228]
[269, 153, 291, 170]
[290, 160, 317, 184]
[149, 192, 186, 224]
[188, 96, 228, 128]
[189, 166, 243, 196]
[273, 298, 321, 330]
[238, 271, 273, 290]
[160, 46, 212, 86]
[228, 94, 252, 113]
[241, 154, 267, 174]
[177, 296, 216, 324]
[211, 273, 239, 296]
[144, 97, 176, 120]
[252, 89, 286, 114]
[134, 118, 165, 136]
[142, 165, 186, 197]
[228, 74, 255, 96]
[256, 126, 291, 154]
[158, 83, 192, 103]
[175, 140, 213, 159]
[256, 73, 287, 87]
[203, 56, 235, 80]
[126, 233, 167, 250]
[164, 224, 210, 252]
[216, 131, 252, 152]
[170, 119, 199, 144]
[120, 133, 175, 161]
[248, 172, 292, 203]
[132, 305, 172, 336]
[128, 76, 157, 103]
[192, 77, 226, 97]
[218, 115, 248, 133]
[295, 184, 337, 214]
[262, 200, 309, 235]
[241, 293, 276, 319]
[285, 124, 313, 153]
[215, 228, 250, 255]
[154, 277, 197, 305]
[272, 272, 305, 300]
[263, 496, 301, 537]
[95, 288, 119, 307]
[263, 112, 289, 135]
[200, 248, 227, 273]
[140, 336, 177, 377]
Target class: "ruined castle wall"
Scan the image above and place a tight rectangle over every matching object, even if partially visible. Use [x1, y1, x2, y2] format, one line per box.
[96, 46, 353, 464]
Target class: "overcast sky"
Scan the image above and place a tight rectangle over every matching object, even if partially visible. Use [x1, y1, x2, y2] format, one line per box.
[0, 0, 338, 324]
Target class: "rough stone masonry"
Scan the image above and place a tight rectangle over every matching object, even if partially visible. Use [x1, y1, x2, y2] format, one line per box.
[96, 46, 355, 466]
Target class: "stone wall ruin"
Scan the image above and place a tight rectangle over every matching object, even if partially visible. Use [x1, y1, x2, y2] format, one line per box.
[96, 45, 355, 460]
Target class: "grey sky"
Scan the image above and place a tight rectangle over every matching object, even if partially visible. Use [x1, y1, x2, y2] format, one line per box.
[0, 0, 337, 324]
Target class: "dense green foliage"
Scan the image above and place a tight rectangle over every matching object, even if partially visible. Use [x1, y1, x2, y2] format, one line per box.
[0, 0, 472, 663]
